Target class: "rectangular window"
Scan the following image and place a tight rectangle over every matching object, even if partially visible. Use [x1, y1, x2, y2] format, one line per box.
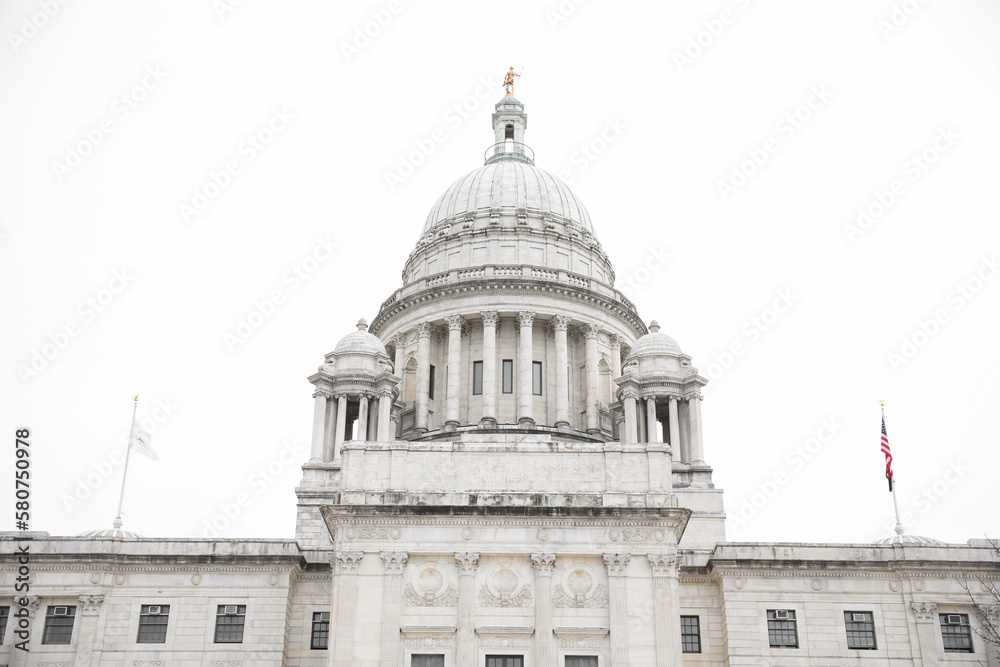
[844, 611, 876, 650]
[429, 365, 435, 400]
[532, 361, 543, 395]
[767, 609, 798, 648]
[502, 360, 513, 394]
[411, 655, 444, 667]
[311, 611, 330, 650]
[681, 615, 702, 653]
[137, 604, 170, 643]
[565, 657, 598, 667]
[473, 360, 483, 395]
[214, 605, 246, 643]
[42, 605, 76, 645]
[486, 656, 523, 667]
[0, 606, 8, 644]
[940, 614, 974, 653]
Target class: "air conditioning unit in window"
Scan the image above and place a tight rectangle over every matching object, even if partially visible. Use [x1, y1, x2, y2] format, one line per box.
[53, 606, 68, 615]
[947, 615, 964, 624]
[775, 610, 789, 619]
[852, 613, 867, 622]
[223, 605, 239, 615]
[147, 606, 162, 615]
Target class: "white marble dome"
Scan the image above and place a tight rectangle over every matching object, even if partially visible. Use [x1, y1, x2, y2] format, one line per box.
[421, 160, 594, 236]
[629, 320, 682, 357]
[333, 319, 388, 357]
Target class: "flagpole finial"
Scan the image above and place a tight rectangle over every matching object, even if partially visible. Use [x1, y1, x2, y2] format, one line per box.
[133, 394, 139, 403]
[878, 398, 885, 409]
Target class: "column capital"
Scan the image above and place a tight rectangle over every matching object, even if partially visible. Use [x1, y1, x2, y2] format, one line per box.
[620, 389, 640, 402]
[516, 311, 536, 327]
[313, 388, 333, 400]
[609, 333, 622, 348]
[909, 601, 938, 622]
[552, 315, 571, 331]
[481, 310, 499, 327]
[603, 553, 631, 576]
[335, 550, 365, 574]
[647, 554, 680, 577]
[445, 314, 464, 331]
[582, 322, 600, 339]
[454, 552, 480, 574]
[379, 550, 409, 574]
[78, 594, 105, 614]
[25, 595, 41, 613]
[685, 393, 704, 402]
[530, 553, 557, 575]
[415, 322, 433, 338]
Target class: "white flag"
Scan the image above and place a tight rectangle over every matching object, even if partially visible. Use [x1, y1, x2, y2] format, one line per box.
[129, 425, 158, 461]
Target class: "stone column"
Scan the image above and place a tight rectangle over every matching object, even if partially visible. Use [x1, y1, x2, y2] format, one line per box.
[357, 394, 370, 442]
[323, 393, 338, 460]
[689, 396, 705, 463]
[667, 397, 680, 455]
[646, 398, 661, 443]
[584, 323, 601, 433]
[637, 399, 647, 443]
[603, 553, 632, 667]
[480, 311, 499, 426]
[445, 314, 463, 427]
[677, 399, 691, 464]
[334, 551, 365, 667]
[392, 333, 405, 375]
[415, 322, 432, 432]
[377, 390, 393, 441]
[5, 596, 39, 667]
[622, 391, 638, 444]
[983, 605, 1000, 667]
[531, 554, 557, 666]
[334, 394, 348, 461]
[610, 334, 622, 383]
[648, 555, 682, 667]
[516, 311, 536, 426]
[379, 551, 409, 667]
[553, 315, 571, 428]
[74, 594, 106, 667]
[454, 552, 480, 667]
[310, 390, 328, 459]
[909, 601, 940, 667]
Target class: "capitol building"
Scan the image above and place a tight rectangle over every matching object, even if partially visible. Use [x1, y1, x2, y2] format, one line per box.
[2, 94, 997, 667]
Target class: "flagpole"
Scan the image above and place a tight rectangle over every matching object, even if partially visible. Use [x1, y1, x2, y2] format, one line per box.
[113, 395, 138, 532]
[880, 399, 905, 536]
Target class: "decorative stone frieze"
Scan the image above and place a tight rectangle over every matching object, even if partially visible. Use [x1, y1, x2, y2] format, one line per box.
[909, 601, 938, 622]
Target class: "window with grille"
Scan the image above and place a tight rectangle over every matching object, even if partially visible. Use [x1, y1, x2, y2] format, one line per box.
[214, 605, 246, 643]
[502, 360, 513, 393]
[766, 609, 798, 648]
[565, 656, 598, 667]
[42, 605, 76, 644]
[532, 361, 543, 395]
[311, 611, 330, 650]
[473, 361, 483, 395]
[844, 611, 876, 650]
[429, 365, 435, 399]
[137, 604, 169, 643]
[411, 655, 444, 667]
[940, 614, 974, 653]
[681, 615, 702, 653]
[0, 606, 9, 644]
[486, 656, 523, 667]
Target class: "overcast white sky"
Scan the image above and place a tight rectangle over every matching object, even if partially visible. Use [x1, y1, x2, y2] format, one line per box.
[2, 0, 998, 546]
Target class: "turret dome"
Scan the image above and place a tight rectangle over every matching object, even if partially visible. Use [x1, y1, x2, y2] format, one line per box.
[332, 319, 388, 357]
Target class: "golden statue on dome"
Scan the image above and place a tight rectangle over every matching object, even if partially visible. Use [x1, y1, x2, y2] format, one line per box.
[502, 66, 521, 96]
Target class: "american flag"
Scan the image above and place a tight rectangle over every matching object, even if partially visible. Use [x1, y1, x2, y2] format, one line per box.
[881, 414, 893, 492]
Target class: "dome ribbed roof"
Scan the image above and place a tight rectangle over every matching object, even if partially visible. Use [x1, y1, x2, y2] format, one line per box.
[78, 527, 140, 539]
[422, 161, 594, 236]
[629, 321, 682, 356]
[333, 319, 387, 356]
[874, 534, 946, 546]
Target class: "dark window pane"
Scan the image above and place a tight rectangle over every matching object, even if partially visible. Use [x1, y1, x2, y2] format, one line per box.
[137, 604, 170, 643]
[0, 606, 9, 644]
[214, 605, 246, 643]
[566, 657, 598, 667]
[311, 611, 330, 650]
[473, 361, 483, 395]
[42, 606, 76, 645]
[502, 360, 513, 394]
[940, 614, 974, 653]
[844, 611, 876, 650]
[766, 610, 798, 648]
[411, 655, 444, 667]
[681, 615, 702, 653]
[532, 361, 542, 395]
[486, 657, 523, 667]
[428, 365, 435, 400]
